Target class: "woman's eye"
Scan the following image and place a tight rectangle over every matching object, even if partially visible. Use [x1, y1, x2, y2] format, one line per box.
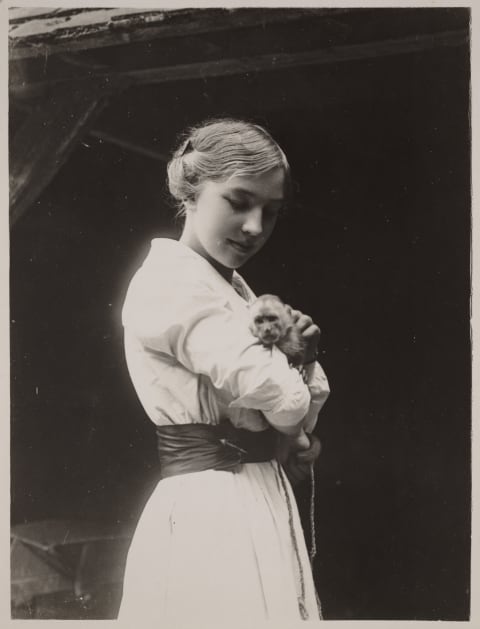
[226, 197, 248, 211]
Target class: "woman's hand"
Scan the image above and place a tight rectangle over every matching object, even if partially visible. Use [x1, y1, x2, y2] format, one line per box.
[289, 428, 310, 451]
[284, 433, 322, 486]
[294, 432, 322, 463]
[285, 305, 321, 364]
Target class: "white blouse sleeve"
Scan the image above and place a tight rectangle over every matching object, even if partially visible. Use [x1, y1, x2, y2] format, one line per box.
[122, 273, 313, 436]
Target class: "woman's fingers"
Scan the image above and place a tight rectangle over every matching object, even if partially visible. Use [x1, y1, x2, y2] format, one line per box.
[285, 459, 310, 485]
[301, 323, 321, 340]
[301, 323, 321, 363]
[288, 311, 320, 336]
[286, 307, 322, 361]
[284, 435, 322, 484]
[295, 434, 322, 463]
[295, 314, 313, 332]
[286, 306, 301, 323]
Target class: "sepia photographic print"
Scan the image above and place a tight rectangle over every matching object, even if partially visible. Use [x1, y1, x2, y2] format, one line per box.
[7, 2, 475, 626]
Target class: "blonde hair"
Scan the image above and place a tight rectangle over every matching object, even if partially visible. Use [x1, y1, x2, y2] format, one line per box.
[167, 118, 291, 217]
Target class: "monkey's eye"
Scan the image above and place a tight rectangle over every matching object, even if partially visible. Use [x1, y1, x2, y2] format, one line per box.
[266, 316, 278, 323]
[254, 316, 264, 325]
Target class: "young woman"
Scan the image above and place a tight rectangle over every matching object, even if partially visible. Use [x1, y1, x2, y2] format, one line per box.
[118, 118, 330, 623]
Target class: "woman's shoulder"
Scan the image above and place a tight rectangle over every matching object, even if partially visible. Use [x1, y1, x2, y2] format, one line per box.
[125, 238, 228, 309]
[136, 238, 210, 287]
[122, 239, 238, 330]
[146, 237, 202, 270]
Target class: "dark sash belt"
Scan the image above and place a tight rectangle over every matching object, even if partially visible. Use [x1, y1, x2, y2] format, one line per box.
[156, 421, 277, 479]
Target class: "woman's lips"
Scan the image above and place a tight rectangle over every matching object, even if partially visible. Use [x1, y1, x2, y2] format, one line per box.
[227, 239, 255, 253]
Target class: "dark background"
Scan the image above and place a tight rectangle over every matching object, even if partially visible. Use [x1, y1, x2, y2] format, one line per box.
[10, 8, 471, 621]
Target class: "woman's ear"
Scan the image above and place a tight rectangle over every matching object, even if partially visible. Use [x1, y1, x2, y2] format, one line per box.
[183, 198, 195, 212]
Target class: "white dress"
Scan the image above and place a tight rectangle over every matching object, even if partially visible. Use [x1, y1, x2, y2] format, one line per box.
[118, 238, 330, 624]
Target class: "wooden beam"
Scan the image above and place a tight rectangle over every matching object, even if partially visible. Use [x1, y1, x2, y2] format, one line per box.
[127, 29, 469, 84]
[10, 100, 169, 162]
[9, 79, 120, 227]
[10, 28, 468, 100]
[8, 7, 155, 23]
[9, 8, 342, 60]
[88, 130, 169, 162]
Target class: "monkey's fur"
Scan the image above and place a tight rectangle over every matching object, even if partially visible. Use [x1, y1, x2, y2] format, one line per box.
[249, 294, 306, 366]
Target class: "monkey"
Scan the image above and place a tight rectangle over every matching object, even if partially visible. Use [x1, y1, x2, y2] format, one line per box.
[248, 294, 306, 367]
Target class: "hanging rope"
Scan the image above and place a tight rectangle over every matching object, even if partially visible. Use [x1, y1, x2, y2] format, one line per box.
[277, 459, 324, 621]
[277, 460, 309, 619]
[309, 462, 317, 563]
[308, 462, 323, 619]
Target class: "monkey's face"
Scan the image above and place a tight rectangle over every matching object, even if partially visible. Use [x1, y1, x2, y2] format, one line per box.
[250, 305, 289, 346]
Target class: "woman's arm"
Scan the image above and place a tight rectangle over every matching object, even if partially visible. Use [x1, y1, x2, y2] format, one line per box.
[122, 274, 320, 436]
[285, 305, 330, 433]
[277, 306, 330, 480]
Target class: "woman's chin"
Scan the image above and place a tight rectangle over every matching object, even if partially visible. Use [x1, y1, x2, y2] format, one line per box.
[219, 253, 252, 269]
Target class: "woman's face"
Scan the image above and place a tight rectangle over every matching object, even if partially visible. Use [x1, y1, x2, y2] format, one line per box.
[181, 167, 285, 276]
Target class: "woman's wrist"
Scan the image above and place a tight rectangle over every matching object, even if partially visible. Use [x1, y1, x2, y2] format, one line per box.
[296, 355, 317, 384]
[303, 349, 319, 365]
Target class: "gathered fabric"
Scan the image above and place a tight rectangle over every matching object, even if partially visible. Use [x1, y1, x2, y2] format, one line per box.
[119, 461, 321, 623]
[156, 421, 278, 478]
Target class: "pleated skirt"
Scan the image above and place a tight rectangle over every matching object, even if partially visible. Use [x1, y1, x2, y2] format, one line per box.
[118, 460, 320, 625]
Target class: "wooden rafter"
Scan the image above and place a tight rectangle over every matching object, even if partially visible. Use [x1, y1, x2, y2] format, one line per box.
[9, 79, 121, 227]
[9, 7, 343, 60]
[88, 130, 169, 162]
[10, 100, 169, 163]
[10, 28, 468, 100]
[122, 29, 468, 84]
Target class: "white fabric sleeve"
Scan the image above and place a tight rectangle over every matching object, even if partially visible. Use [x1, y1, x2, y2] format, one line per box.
[122, 275, 311, 435]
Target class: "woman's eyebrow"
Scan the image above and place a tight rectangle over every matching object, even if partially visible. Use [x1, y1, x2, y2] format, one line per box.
[227, 187, 284, 203]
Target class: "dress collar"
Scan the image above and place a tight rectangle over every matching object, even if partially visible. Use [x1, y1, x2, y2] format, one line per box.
[150, 237, 251, 302]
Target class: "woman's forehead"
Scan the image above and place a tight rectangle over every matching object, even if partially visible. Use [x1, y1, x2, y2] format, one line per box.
[221, 169, 285, 200]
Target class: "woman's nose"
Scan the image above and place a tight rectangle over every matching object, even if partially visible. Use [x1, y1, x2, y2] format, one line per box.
[241, 207, 263, 236]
